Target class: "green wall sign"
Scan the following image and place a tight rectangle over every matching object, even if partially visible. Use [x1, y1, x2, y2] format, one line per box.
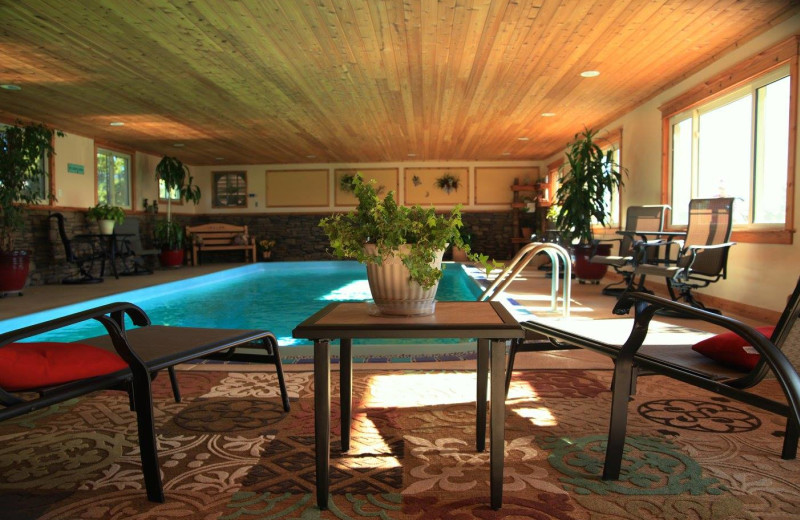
[67, 163, 84, 174]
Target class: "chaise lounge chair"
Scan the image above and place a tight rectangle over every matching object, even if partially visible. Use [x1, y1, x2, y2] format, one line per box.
[0, 303, 290, 502]
[517, 277, 800, 480]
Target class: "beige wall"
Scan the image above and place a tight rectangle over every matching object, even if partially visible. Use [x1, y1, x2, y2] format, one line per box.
[52, 133, 96, 208]
[600, 13, 800, 312]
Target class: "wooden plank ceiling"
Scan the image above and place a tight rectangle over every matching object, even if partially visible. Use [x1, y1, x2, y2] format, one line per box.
[0, 0, 797, 166]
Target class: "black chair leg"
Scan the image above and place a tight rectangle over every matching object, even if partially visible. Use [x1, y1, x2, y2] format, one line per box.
[782, 415, 799, 460]
[268, 339, 290, 412]
[168, 366, 181, 403]
[603, 359, 635, 480]
[130, 366, 164, 502]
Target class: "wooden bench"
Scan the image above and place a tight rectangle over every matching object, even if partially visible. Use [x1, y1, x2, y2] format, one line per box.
[185, 223, 257, 266]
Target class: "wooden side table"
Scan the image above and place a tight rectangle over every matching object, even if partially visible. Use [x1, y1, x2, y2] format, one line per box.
[293, 301, 523, 510]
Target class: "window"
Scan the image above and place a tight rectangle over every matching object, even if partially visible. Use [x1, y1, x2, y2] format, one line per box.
[598, 132, 622, 228]
[96, 147, 131, 208]
[668, 67, 790, 226]
[158, 179, 181, 202]
[660, 36, 797, 243]
[212, 171, 247, 208]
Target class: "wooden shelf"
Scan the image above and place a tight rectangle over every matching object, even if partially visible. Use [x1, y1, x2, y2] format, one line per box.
[511, 184, 540, 192]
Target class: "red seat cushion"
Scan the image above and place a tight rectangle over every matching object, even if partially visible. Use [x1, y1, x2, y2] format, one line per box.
[691, 326, 775, 371]
[0, 342, 128, 391]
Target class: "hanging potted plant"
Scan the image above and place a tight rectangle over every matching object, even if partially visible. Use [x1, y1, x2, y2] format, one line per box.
[154, 155, 201, 267]
[435, 172, 461, 194]
[553, 128, 625, 282]
[0, 121, 61, 295]
[320, 175, 498, 316]
[86, 203, 125, 234]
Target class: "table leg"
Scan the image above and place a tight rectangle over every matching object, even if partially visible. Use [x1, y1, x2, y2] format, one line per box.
[340, 338, 352, 451]
[476, 339, 489, 452]
[490, 339, 506, 510]
[314, 339, 330, 510]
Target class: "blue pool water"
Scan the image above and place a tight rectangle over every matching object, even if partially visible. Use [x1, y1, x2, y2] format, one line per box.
[0, 261, 483, 347]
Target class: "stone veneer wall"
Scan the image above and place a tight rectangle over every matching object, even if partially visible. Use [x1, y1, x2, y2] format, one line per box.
[15, 209, 515, 287]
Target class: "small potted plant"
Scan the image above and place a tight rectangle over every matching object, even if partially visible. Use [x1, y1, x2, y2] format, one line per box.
[320, 174, 498, 315]
[553, 128, 626, 282]
[87, 203, 125, 234]
[258, 239, 276, 260]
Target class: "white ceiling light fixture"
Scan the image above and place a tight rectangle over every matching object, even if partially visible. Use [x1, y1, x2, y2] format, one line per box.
[517, 137, 529, 141]
[580, 70, 600, 78]
[215, 157, 225, 161]
[0, 84, 22, 91]
[407, 153, 417, 157]
[109, 121, 125, 126]
[306, 154, 316, 159]
[541, 112, 556, 117]
[173, 143, 185, 147]
[501, 152, 511, 156]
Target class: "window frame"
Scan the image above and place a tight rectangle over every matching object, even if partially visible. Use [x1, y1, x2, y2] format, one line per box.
[659, 35, 798, 244]
[212, 171, 248, 209]
[95, 144, 133, 209]
[158, 179, 183, 204]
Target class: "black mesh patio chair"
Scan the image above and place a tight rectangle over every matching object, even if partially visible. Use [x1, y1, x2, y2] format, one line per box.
[518, 277, 800, 481]
[115, 216, 158, 275]
[49, 212, 105, 284]
[590, 204, 668, 296]
[614, 197, 736, 315]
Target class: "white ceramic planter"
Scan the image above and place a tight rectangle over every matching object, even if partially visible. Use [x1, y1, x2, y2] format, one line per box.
[364, 243, 445, 316]
[99, 219, 115, 235]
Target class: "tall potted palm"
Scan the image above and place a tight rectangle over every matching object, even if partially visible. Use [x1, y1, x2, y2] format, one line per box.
[553, 128, 625, 282]
[0, 121, 61, 294]
[154, 155, 200, 267]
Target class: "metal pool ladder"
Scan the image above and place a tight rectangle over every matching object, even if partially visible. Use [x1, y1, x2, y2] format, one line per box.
[478, 242, 572, 317]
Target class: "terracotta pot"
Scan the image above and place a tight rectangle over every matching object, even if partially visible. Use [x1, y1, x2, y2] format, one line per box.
[0, 250, 30, 295]
[364, 244, 444, 316]
[159, 249, 184, 268]
[261, 251, 272, 261]
[451, 246, 468, 262]
[573, 243, 612, 282]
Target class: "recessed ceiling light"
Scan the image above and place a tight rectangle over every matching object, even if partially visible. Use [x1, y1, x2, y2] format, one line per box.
[501, 152, 511, 156]
[580, 70, 600, 78]
[541, 112, 556, 117]
[173, 143, 184, 147]
[306, 154, 316, 159]
[0, 84, 21, 91]
[517, 137, 529, 141]
[215, 157, 225, 161]
[109, 121, 125, 126]
[407, 153, 416, 157]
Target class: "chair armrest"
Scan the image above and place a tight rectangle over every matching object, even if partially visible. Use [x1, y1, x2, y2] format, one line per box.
[0, 302, 150, 346]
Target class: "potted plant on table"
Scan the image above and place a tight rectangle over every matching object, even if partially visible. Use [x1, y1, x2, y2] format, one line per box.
[154, 155, 201, 267]
[87, 203, 125, 234]
[0, 121, 62, 295]
[320, 174, 498, 316]
[553, 128, 625, 283]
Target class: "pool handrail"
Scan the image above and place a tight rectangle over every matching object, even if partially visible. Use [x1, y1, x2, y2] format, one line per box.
[479, 242, 571, 317]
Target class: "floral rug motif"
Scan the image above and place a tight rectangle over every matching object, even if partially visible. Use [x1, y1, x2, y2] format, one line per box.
[0, 368, 797, 519]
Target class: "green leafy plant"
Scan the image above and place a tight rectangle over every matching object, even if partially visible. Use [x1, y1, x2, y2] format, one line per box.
[153, 219, 184, 251]
[0, 121, 62, 251]
[339, 173, 357, 193]
[86, 203, 125, 224]
[554, 128, 626, 245]
[154, 155, 201, 250]
[320, 174, 499, 289]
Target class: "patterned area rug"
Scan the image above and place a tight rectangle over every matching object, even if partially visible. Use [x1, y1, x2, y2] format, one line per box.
[0, 368, 797, 519]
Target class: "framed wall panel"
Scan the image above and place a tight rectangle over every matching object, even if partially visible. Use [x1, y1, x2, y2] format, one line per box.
[475, 166, 540, 205]
[404, 167, 469, 205]
[334, 168, 399, 206]
[266, 169, 329, 207]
